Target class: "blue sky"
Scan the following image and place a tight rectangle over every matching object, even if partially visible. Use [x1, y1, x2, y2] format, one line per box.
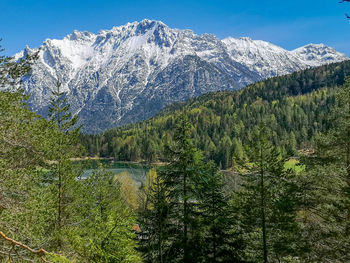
[1, 0, 350, 56]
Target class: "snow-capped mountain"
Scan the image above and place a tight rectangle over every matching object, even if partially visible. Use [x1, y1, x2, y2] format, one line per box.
[13, 19, 348, 133]
[290, 43, 346, 66]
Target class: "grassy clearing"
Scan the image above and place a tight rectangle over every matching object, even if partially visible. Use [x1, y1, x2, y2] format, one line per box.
[284, 158, 305, 173]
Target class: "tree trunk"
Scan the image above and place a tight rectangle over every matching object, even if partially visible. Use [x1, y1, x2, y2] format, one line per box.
[260, 146, 268, 263]
[183, 170, 188, 262]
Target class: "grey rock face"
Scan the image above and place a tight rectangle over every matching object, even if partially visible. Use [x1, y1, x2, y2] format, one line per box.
[12, 19, 348, 133]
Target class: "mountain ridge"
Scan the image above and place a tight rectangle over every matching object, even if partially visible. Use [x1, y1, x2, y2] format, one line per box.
[12, 19, 349, 133]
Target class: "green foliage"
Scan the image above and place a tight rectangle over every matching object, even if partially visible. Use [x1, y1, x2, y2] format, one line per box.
[0, 45, 70, 262]
[49, 81, 79, 134]
[138, 169, 171, 263]
[296, 77, 350, 262]
[46, 253, 74, 263]
[159, 115, 205, 262]
[42, 81, 83, 251]
[68, 168, 142, 263]
[196, 161, 243, 262]
[283, 158, 304, 173]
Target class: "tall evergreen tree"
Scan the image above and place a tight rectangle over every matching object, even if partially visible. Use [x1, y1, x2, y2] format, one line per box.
[196, 161, 244, 263]
[45, 81, 81, 251]
[327, 76, 350, 235]
[160, 115, 204, 262]
[233, 125, 301, 263]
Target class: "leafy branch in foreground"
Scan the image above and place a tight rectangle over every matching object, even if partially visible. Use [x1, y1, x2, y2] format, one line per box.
[0, 231, 70, 263]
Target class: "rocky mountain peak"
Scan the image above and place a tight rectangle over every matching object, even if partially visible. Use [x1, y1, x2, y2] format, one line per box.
[291, 43, 348, 66]
[9, 20, 349, 133]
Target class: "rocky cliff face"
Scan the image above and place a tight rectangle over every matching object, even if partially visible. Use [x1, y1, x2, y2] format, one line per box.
[13, 19, 348, 133]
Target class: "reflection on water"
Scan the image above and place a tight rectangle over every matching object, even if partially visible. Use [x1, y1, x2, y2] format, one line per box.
[80, 160, 150, 185]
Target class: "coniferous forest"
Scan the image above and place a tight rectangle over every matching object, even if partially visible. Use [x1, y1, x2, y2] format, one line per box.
[1, 47, 350, 263]
[80, 61, 350, 168]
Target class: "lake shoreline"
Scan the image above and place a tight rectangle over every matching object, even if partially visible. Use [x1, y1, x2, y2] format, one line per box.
[72, 157, 166, 166]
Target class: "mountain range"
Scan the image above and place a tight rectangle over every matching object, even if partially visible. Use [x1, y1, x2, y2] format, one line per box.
[13, 19, 348, 133]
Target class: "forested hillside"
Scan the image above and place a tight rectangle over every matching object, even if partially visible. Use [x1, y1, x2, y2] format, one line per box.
[80, 60, 350, 168]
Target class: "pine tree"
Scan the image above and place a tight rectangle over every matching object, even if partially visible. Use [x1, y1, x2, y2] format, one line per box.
[164, 115, 209, 262]
[0, 40, 35, 88]
[196, 161, 243, 263]
[233, 125, 301, 263]
[139, 115, 208, 262]
[46, 81, 81, 251]
[328, 77, 350, 235]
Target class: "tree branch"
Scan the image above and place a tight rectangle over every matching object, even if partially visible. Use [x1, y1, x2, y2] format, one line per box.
[0, 231, 49, 261]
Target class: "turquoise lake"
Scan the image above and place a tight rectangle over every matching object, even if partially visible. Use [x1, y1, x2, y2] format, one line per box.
[80, 160, 150, 185]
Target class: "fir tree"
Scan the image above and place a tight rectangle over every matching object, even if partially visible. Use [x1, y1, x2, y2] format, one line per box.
[196, 161, 244, 263]
[46, 80, 81, 251]
[234, 125, 301, 263]
[139, 115, 244, 262]
[159, 115, 204, 262]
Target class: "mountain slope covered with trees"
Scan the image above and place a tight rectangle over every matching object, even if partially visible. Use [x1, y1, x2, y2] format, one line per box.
[80, 60, 350, 168]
